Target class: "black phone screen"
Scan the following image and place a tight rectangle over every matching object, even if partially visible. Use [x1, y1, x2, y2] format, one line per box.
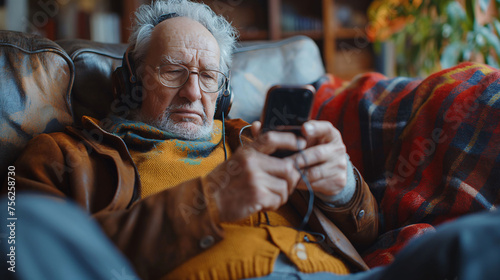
[261, 86, 315, 135]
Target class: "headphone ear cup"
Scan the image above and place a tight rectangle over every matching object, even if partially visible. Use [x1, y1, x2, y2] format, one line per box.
[112, 66, 131, 99]
[112, 51, 142, 108]
[214, 83, 233, 120]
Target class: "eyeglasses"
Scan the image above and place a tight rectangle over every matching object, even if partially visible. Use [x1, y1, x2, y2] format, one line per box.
[156, 64, 227, 93]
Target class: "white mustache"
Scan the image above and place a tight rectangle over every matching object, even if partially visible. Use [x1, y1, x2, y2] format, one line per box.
[165, 103, 207, 119]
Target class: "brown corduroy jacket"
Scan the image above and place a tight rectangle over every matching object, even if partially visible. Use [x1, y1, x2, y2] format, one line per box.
[9, 117, 379, 279]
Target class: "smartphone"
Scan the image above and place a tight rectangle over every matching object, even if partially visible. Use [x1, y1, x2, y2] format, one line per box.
[261, 85, 316, 157]
[261, 85, 316, 134]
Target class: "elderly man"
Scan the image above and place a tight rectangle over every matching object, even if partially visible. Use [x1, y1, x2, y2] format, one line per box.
[10, 1, 377, 279]
[4, 0, 500, 280]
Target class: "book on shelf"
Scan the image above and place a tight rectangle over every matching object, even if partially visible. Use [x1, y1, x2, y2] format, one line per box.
[281, 4, 322, 33]
[77, 10, 91, 40]
[63, 2, 121, 43]
[90, 12, 121, 44]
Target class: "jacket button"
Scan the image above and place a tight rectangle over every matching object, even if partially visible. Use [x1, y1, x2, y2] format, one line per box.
[357, 210, 365, 219]
[293, 243, 308, 260]
[199, 235, 215, 249]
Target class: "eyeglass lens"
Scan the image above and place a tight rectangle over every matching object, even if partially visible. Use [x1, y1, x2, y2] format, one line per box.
[158, 64, 225, 92]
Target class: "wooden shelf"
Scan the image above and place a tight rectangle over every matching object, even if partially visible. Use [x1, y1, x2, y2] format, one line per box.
[255, 0, 372, 75]
[322, 0, 373, 76]
[282, 30, 324, 40]
[239, 30, 269, 41]
[336, 27, 366, 39]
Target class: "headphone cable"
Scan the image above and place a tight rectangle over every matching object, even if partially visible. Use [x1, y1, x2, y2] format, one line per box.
[222, 114, 228, 161]
[296, 149, 314, 230]
[239, 124, 253, 147]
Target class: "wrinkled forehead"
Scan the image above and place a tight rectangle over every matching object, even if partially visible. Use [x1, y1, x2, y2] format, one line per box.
[148, 17, 221, 68]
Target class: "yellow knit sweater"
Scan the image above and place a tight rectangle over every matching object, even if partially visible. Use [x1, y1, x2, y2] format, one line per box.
[130, 121, 229, 198]
[127, 120, 350, 280]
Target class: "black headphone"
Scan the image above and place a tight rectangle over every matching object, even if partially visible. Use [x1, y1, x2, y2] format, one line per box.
[111, 13, 233, 120]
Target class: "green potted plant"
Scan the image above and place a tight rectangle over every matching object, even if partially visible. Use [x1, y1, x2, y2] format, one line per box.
[367, 0, 500, 77]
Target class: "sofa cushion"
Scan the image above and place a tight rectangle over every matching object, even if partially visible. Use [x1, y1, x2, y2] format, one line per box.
[230, 35, 325, 122]
[0, 31, 73, 184]
[57, 39, 127, 126]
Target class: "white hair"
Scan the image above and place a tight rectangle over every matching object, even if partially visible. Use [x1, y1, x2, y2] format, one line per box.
[128, 0, 238, 79]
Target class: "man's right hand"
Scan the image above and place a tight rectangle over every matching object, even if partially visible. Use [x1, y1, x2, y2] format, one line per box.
[204, 129, 304, 223]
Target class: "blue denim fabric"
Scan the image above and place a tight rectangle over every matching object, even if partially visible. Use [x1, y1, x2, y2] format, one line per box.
[376, 209, 500, 280]
[0, 194, 138, 280]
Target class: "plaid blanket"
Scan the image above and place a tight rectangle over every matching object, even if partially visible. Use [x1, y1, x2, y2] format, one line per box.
[312, 62, 500, 267]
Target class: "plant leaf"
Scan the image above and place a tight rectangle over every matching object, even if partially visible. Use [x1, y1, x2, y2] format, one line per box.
[493, 19, 500, 36]
[479, 0, 490, 12]
[486, 54, 500, 68]
[441, 42, 462, 68]
[478, 26, 500, 57]
[465, 0, 476, 27]
[446, 1, 467, 24]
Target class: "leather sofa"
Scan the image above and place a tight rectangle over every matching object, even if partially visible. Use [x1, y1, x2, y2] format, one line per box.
[0, 30, 326, 184]
[4, 30, 500, 275]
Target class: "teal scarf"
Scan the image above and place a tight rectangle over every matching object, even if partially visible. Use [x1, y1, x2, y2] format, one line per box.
[104, 115, 222, 153]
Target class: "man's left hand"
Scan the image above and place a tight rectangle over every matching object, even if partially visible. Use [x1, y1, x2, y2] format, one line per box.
[292, 120, 348, 196]
[252, 120, 348, 197]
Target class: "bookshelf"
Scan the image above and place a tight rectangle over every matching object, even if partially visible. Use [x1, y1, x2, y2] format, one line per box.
[205, 0, 374, 80]
[1, 0, 145, 43]
[2, 0, 374, 79]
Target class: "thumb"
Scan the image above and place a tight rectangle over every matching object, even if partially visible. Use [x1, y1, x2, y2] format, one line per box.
[251, 121, 261, 138]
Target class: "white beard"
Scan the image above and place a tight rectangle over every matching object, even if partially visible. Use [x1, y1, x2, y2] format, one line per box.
[133, 103, 214, 140]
